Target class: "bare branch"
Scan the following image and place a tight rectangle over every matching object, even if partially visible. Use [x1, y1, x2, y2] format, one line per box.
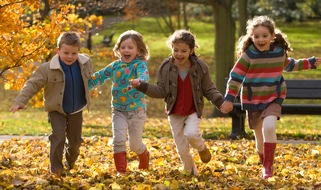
[0, 0, 27, 10]
[178, 0, 210, 5]
[0, 37, 50, 79]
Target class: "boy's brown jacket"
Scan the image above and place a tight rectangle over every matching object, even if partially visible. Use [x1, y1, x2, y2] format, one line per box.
[136, 56, 224, 118]
[13, 54, 93, 114]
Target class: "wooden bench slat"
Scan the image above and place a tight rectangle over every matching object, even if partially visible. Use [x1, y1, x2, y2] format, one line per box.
[286, 89, 321, 99]
[285, 80, 321, 89]
[282, 104, 321, 114]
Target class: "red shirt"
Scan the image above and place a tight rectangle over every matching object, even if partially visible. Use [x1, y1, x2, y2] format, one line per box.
[172, 74, 196, 116]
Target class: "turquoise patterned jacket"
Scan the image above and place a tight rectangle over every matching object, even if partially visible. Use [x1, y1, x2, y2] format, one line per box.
[88, 58, 149, 111]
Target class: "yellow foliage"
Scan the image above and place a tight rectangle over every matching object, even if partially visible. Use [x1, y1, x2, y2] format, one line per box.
[1, 137, 321, 189]
[0, 0, 103, 108]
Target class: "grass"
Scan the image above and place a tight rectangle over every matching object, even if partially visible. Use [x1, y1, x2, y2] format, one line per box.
[1, 109, 321, 141]
[1, 17, 321, 139]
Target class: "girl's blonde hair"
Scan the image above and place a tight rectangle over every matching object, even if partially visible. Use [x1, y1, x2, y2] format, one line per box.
[166, 29, 199, 58]
[237, 15, 292, 57]
[113, 30, 150, 61]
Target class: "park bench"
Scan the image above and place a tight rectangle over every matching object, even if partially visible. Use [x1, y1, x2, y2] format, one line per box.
[102, 32, 115, 47]
[228, 79, 321, 140]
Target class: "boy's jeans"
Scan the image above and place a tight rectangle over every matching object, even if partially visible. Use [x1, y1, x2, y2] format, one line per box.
[168, 112, 205, 175]
[48, 111, 83, 173]
[112, 109, 146, 154]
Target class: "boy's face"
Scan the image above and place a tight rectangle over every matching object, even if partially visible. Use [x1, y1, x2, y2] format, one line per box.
[56, 44, 79, 65]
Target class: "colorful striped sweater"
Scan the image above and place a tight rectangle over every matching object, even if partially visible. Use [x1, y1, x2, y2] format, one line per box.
[88, 58, 149, 111]
[225, 44, 317, 111]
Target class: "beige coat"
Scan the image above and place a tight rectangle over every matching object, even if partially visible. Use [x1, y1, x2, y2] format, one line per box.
[13, 54, 93, 114]
[137, 56, 224, 118]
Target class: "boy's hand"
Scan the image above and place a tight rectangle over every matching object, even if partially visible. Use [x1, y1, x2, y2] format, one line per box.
[10, 105, 26, 113]
[220, 101, 233, 114]
[130, 79, 141, 88]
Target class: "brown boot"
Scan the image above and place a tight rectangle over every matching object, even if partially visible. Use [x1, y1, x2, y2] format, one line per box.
[257, 151, 263, 165]
[198, 146, 211, 163]
[262, 142, 276, 179]
[138, 149, 149, 169]
[114, 152, 127, 174]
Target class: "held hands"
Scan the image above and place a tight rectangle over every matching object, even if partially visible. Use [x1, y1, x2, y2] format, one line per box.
[220, 101, 233, 114]
[10, 105, 26, 113]
[313, 57, 320, 68]
[129, 79, 141, 88]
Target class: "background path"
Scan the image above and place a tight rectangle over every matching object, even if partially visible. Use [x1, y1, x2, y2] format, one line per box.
[1, 135, 320, 145]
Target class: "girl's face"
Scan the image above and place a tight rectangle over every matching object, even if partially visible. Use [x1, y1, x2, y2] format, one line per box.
[172, 42, 193, 66]
[56, 44, 79, 65]
[251, 25, 275, 52]
[119, 38, 139, 63]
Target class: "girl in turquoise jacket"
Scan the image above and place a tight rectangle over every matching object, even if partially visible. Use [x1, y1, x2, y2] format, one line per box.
[88, 30, 150, 175]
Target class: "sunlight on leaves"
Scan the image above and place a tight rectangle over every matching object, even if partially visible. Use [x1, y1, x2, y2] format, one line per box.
[1, 137, 321, 189]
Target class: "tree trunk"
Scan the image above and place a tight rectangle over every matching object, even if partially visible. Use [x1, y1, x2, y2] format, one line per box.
[40, 0, 50, 21]
[183, 3, 189, 29]
[211, 0, 236, 117]
[177, 3, 181, 29]
[238, 0, 248, 37]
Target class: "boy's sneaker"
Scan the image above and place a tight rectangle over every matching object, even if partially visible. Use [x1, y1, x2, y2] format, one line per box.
[50, 170, 62, 177]
[64, 161, 74, 170]
[198, 146, 211, 163]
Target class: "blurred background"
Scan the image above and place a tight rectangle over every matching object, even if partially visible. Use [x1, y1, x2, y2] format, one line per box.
[1, 0, 321, 119]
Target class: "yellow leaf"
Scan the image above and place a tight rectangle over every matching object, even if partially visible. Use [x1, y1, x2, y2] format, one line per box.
[169, 179, 179, 189]
[29, 4, 36, 11]
[155, 157, 165, 166]
[110, 182, 121, 190]
[267, 176, 276, 183]
[226, 164, 238, 173]
[4, 82, 11, 90]
[137, 184, 151, 190]
[281, 168, 290, 176]
[164, 180, 170, 187]
[230, 143, 237, 149]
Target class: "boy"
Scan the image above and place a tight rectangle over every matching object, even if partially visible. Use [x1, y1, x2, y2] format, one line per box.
[11, 31, 93, 176]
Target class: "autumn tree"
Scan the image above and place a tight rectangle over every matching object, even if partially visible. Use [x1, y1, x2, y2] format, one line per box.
[0, 0, 103, 106]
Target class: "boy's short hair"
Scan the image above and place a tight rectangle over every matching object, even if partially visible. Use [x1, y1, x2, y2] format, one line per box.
[57, 31, 82, 49]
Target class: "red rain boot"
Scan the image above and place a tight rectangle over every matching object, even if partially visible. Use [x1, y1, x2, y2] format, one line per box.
[138, 149, 150, 170]
[114, 152, 127, 174]
[262, 142, 276, 179]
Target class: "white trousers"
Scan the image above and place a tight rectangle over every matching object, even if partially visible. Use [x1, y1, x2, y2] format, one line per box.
[112, 109, 147, 154]
[168, 112, 205, 175]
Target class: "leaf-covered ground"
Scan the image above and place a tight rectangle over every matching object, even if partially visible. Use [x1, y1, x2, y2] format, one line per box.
[1, 137, 321, 190]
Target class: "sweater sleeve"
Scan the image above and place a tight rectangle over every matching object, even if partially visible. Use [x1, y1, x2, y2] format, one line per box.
[283, 56, 317, 72]
[200, 62, 225, 108]
[88, 64, 113, 90]
[136, 61, 149, 82]
[225, 54, 250, 102]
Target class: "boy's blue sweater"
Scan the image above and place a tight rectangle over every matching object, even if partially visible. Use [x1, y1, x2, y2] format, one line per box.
[60, 59, 86, 114]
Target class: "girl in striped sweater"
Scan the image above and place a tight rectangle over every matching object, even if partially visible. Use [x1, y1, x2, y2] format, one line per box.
[224, 15, 320, 179]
